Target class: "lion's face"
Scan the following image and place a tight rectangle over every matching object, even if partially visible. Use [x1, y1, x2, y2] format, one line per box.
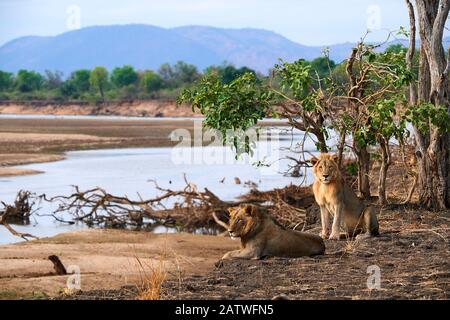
[227, 204, 261, 239]
[311, 153, 340, 185]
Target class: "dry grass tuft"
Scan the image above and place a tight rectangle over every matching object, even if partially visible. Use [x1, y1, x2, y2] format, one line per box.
[134, 254, 167, 300]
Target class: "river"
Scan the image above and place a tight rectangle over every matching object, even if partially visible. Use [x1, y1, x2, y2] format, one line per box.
[0, 116, 327, 244]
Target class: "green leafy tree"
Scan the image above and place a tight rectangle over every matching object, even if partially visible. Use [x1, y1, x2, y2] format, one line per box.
[111, 65, 138, 88]
[0, 71, 13, 91]
[16, 70, 44, 92]
[141, 70, 163, 93]
[205, 63, 256, 84]
[59, 80, 77, 99]
[178, 72, 273, 155]
[70, 69, 91, 93]
[385, 44, 405, 54]
[340, 45, 414, 202]
[309, 56, 336, 79]
[89, 67, 109, 100]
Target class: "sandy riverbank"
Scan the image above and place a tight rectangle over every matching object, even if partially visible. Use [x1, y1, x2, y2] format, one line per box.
[0, 116, 287, 177]
[0, 101, 200, 118]
[0, 229, 236, 299]
[0, 117, 198, 177]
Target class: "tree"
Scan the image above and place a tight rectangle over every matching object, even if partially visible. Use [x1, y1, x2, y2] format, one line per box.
[159, 61, 200, 88]
[343, 45, 413, 202]
[173, 61, 200, 84]
[89, 67, 109, 100]
[59, 81, 77, 99]
[178, 42, 416, 204]
[309, 56, 336, 79]
[178, 72, 272, 155]
[272, 58, 330, 153]
[70, 69, 91, 93]
[158, 63, 173, 83]
[111, 65, 138, 88]
[141, 70, 163, 93]
[0, 71, 13, 91]
[385, 44, 405, 54]
[44, 70, 63, 89]
[405, 0, 450, 209]
[16, 70, 44, 92]
[205, 63, 256, 84]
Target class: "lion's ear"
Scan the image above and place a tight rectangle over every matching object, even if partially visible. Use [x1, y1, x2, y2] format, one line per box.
[243, 204, 255, 216]
[228, 207, 236, 216]
[332, 154, 339, 163]
[310, 156, 319, 166]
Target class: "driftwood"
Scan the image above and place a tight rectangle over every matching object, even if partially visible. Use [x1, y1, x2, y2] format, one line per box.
[0, 191, 38, 240]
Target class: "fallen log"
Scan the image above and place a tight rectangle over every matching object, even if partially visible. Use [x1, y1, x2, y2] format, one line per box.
[0, 191, 38, 240]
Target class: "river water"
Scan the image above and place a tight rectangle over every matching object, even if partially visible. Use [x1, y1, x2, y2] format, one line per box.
[0, 116, 327, 244]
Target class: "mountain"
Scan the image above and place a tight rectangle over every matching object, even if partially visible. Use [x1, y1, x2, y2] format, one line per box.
[0, 24, 339, 75]
[0, 25, 221, 76]
[172, 26, 322, 72]
[1, 24, 448, 76]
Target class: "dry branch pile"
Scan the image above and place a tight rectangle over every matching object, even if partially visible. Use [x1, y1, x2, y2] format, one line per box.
[239, 185, 319, 229]
[0, 191, 38, 240]
[1, 176, 319, 240]
[38, 176, 241, 232]
[37, 176, 317, 233]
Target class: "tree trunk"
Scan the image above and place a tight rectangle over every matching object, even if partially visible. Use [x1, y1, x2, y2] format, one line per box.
[337, 128, 346, 169]
[406, 0, 450, 209]
[353, 141, 371, 198]
[378, 137, 390, 205]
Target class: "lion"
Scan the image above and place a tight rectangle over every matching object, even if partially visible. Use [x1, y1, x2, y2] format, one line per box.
[218, 204, 325, 260]
[310, 153, 379, 240]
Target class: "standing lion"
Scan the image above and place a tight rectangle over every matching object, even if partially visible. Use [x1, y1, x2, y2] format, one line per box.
[310, 153, 379, 240]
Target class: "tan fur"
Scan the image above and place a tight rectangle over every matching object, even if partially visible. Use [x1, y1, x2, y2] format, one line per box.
[311, 153, 379, 240]
[221, 204, 325, 260]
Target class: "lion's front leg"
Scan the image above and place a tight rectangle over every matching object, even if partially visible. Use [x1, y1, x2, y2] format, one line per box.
[221, 247, 260, 260]
[319, 205, 331, 239]
[329, 204, 343, 240]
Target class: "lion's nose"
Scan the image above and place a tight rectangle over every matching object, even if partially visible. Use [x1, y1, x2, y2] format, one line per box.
[323, 174, 329, 178]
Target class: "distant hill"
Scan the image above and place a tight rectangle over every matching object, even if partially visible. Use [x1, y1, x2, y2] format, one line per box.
[0, 24, 448, 76]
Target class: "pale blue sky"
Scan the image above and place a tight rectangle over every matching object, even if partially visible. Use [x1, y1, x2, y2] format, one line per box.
[0, 0, 444, 47]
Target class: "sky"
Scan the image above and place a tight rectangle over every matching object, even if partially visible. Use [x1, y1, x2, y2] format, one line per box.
[0, 0, 446, 47]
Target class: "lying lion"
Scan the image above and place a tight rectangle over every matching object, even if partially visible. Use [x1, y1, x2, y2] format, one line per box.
[311, 153, 379, 240]
[219, 204, 325, 260]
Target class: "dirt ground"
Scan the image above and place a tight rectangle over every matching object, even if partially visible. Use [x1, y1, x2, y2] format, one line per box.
[0, 230, 236, 299]
[48, 206, 448, 300]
